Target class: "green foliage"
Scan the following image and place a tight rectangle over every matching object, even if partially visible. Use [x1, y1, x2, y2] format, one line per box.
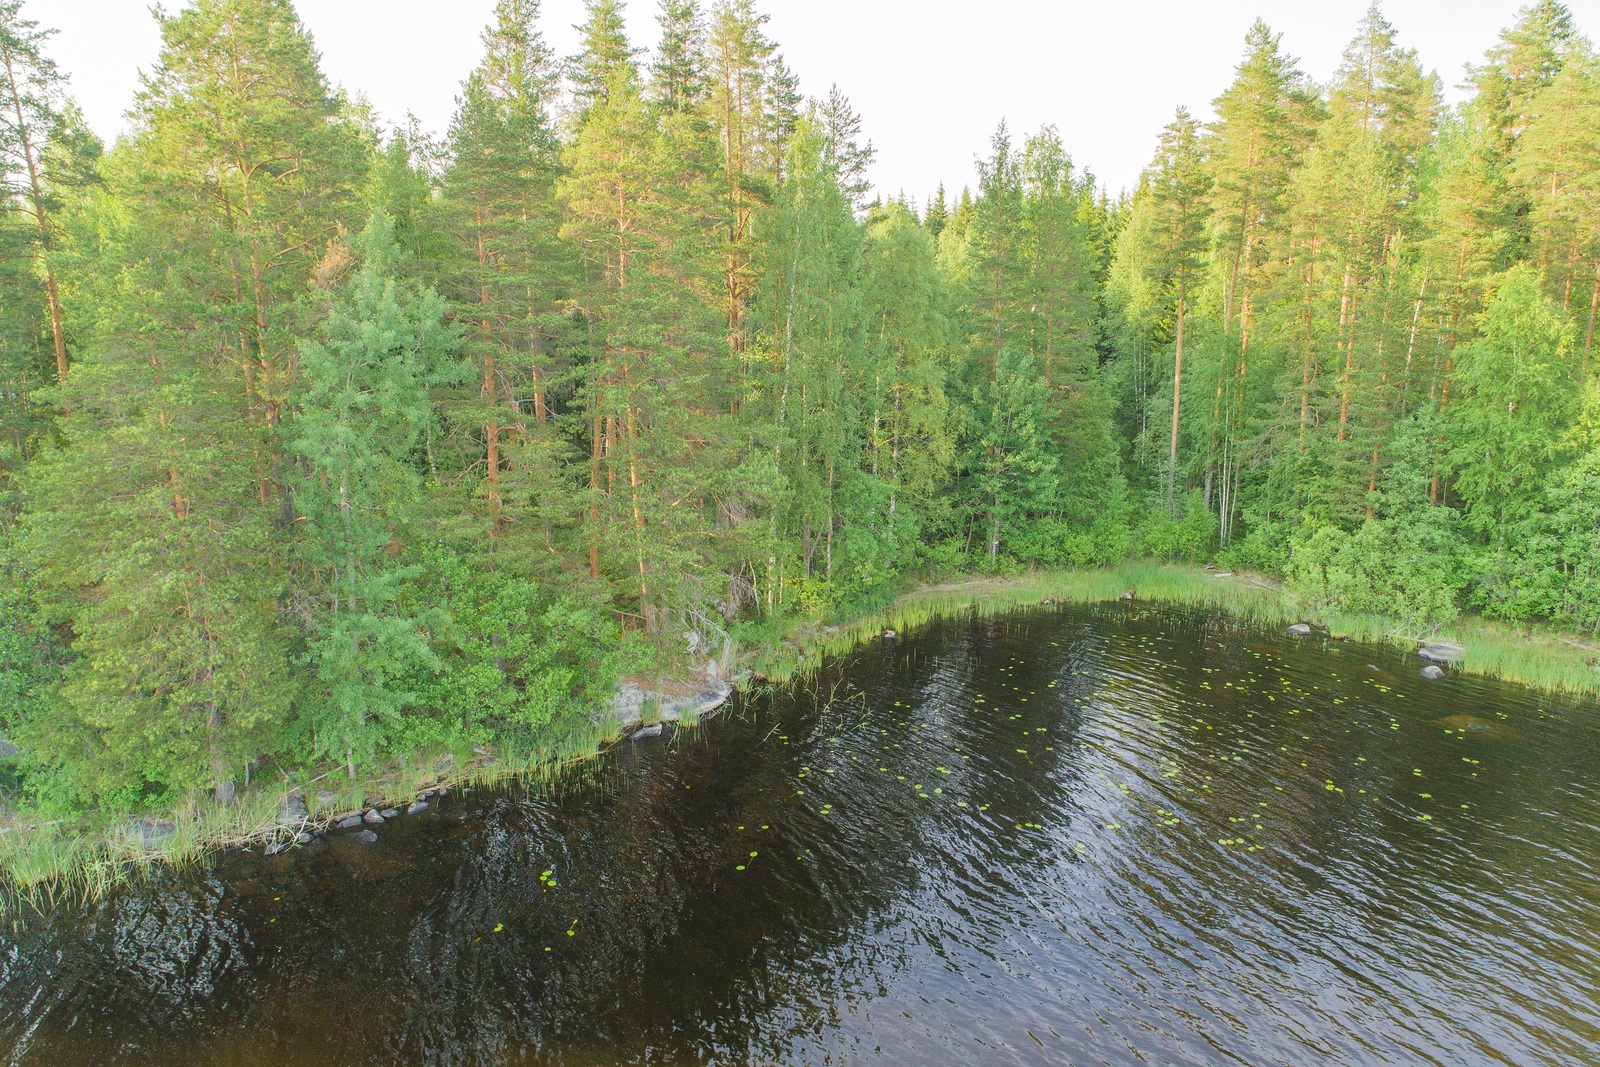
[288, 212, 457, 776]
[9, 0, 1600, 869]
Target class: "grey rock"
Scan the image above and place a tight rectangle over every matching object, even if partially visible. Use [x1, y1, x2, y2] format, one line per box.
[379, 808, 398, 819]
[126, 817, 175, 848]
[629, 724, 665, 741]
[275, 794, 308, 825]
[1418, 642, 1466, 665]
[1420, 664, 1446, 681]
[0, 736, 19, 759]
[265, 839, 290, 856]
[315, 790, 338, 808]
[882, 629, 897, 639]
[363, 809, 385, 825]
[336, 815, 363, 830]
[1287, 623, 1313, 637]
[295, 831, 313, 844]
[406, 801, 429, 815]
[607, 677, 733, 729]
[350, 829, 379, 845]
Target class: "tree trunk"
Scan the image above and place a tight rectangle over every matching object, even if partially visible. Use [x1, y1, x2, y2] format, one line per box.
[4, 49, 68, 385]
[1166, 295, 1185, 506]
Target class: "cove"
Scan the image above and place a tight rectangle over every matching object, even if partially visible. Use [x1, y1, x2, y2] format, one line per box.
[2, 603, 1597, 1066]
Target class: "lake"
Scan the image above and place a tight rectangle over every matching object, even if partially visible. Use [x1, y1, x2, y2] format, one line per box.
[2, 603, 1597, 1066]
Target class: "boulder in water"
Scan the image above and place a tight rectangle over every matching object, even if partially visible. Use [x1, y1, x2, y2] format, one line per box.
[405, 801, 428, 815]
[1287, 623, 1312, 637]
[1420, 665, 1446, 681]
[1418, 642, 1466, 665]
[335, 815, 363, 830]
[1433, 714, 1523, 743]
[294, 831, 313, 844]
[629, 723, 665, 741]
[363, 809, 385, 825]
[379, 808, 398, 819]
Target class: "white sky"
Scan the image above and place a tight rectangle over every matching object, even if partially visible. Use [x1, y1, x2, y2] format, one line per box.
[32, 0, 1600, 202]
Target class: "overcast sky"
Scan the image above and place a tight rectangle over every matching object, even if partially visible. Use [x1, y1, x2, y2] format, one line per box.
[31, 0, 1600, 202]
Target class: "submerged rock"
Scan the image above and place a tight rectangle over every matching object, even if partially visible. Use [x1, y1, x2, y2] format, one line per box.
[1420, 665, 1446, 681]
[275, 794, 308, 826]
[1419, 642, 1467, 665]
[350, 829, 379, 846]
[1434, 714, 1523, 743]
[1287, 623, 1312, 637]
[125, 817, 175, 848]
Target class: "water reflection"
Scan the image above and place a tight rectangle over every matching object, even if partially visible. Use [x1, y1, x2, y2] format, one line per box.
[2, 604, 1598, 1066]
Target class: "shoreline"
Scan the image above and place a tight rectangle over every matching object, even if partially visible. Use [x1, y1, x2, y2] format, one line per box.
[4, 561, 1598, 911]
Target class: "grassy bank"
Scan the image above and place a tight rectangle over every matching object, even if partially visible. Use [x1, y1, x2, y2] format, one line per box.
[0, 707, 632, 917]
[750, 561, 1600, 698]
[5, 560, 1598, 916]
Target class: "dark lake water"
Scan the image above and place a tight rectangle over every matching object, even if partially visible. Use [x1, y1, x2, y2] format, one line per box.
[3, 604, 1599, 1066]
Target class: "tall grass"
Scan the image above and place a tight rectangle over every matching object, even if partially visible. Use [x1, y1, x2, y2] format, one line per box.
[0, 697, 664, 915]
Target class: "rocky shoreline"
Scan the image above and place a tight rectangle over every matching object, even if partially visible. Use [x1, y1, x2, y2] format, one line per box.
[185, 675, 740, 857]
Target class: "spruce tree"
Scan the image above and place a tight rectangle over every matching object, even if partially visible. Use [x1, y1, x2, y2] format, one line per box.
[289, 213, 455, 778]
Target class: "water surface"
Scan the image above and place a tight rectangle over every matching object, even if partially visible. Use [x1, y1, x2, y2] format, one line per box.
[3, 604, 1598, 1066]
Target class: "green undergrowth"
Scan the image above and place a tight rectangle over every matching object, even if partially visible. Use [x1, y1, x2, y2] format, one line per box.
[6, 560, 1598, 918]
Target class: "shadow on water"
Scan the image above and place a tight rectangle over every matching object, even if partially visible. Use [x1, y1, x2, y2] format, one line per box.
[2, 604, 1598, 1066]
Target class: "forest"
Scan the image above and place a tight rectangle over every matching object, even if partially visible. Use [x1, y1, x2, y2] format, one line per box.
[1, 0, 1597, 821]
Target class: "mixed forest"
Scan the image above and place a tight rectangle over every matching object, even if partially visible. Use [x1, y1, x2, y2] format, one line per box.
[1, 0, 1598, 819]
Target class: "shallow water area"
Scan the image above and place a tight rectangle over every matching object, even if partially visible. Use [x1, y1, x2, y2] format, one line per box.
[3, 603, 1598, 1066]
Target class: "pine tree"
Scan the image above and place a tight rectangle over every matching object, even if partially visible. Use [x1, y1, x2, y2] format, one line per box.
[441, 0, 568, 547]
[0, 0, 71, 386]
[705, 0, 775, 354]
[1511, 53, 1600, 343]
[1202, 20, 1317, 539]
[18, 0, 366, 807]
[568, 0, 639, 128]
[1269, 4, 1439, 524]
[562, 42, 725, 629]
[1116, 108, 1209, 506]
